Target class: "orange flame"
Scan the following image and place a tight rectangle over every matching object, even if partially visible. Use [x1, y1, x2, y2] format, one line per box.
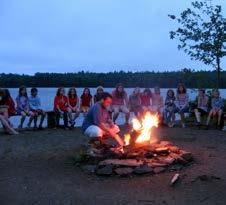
[133, 112, 159, 144]
[124, 134, 131, 146]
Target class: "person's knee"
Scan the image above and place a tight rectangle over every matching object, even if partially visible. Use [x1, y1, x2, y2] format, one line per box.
[114, 110, 119, 115]
[85, 126, 103, 138]
[21, 112, 26, 117]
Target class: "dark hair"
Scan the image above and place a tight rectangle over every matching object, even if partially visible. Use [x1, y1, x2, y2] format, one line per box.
[56, 87, 65, 96]
[143, 88, 152, 97]
[102, 92, 112, 100]
[81, 88, 92, 98]
[19, 86, 27, 97]
[68, 87, 77, 98]
[167, 89, 175, 97]
[31, 87, 38, 93]
[4, 89, 11, 98]
[177, 84, 186, 94]
[115, 83, 126, 98]
[199, 89, 205, 94]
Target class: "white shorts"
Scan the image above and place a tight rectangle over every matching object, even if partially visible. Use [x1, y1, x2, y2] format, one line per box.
[84, 124, 120, 138]
[112, 105, 129, 114]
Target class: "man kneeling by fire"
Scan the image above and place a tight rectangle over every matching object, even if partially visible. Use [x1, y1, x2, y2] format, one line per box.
[82, 92, 124, 148]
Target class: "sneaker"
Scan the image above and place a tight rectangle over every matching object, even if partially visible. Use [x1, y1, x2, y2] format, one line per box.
[181, 123, 186, 128]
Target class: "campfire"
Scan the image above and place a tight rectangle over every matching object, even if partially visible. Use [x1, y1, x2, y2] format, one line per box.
[80, 112, 194, 177]
[123, 112, 159, 149]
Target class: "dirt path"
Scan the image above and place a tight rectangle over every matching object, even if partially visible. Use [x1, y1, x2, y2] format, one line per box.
[0, 127, 226, 205]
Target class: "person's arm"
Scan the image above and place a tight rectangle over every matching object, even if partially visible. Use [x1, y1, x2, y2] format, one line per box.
[175, 95, 179, 108]
[124, 93, 129, 107]
[183, 94, 189, 108]
[160, 96, 164, 108]
[37, 97, 42, 110]
[16, 96, 22, 110]
[128, 95, 132, 109]
[218, 98, 224, 110]
[93, 106, 110, 133]
[28, 98, 34, 110]
[25, 98, 30, 112]
[54, 97, 60, 111]
[76, 98, 80, 110]
[80, 96, 83, 107]
[90, 96, 93, 106]
[211, 98, 215, 109]
[197, 96, 201, 108]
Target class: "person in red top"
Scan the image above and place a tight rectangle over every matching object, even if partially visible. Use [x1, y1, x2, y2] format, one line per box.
[1, 89, 16, 117]
[54, 87, 69, 129]
[140, 88, 152, 112]
[80, 88, 92, 115]
[67, 87, 80, 128]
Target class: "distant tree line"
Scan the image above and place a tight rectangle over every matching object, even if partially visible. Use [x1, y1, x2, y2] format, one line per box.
[0, 69, 226, 88]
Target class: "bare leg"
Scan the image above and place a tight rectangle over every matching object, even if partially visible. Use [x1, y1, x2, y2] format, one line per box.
[194, 109, 201, 123]
[33, 115, 38, 128]
[39, 112, 46, 127]
[180, 112, 185, 127]
[27, 113, 35, 128]
[217, 110, 223, 126]
[125, 112, 130, 124]
[0, 115, 18, 135]
[113, 112, 119, 123]
[18, 112, 26, 128]
[206, 110, 213, 125]
[171, 112, 176, 124]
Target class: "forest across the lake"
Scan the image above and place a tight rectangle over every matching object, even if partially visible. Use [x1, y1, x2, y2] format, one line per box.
[1, 69, 226, 88]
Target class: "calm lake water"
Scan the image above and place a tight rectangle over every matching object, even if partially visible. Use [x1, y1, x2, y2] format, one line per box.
[4, 88, 226, 128]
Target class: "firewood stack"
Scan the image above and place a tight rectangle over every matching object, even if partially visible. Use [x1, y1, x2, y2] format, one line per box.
[82, 140, 193, 176]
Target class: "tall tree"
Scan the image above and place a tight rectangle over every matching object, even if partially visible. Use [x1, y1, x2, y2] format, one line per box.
[168, 0, 226, 88]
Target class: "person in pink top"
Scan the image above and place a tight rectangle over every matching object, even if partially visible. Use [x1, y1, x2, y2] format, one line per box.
[111, 83, 130, 125]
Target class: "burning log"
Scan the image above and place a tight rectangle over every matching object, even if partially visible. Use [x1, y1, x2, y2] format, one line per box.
[81, 112, 194, 177]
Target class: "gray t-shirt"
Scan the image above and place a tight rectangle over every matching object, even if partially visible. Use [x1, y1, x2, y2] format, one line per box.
[82, 102, 110, 132]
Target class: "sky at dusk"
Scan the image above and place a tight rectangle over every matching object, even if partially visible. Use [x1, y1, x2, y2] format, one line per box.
[0, 0, 225, 74]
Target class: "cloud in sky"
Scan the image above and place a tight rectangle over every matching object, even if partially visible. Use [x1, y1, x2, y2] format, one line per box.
[0, 0, 225, 74]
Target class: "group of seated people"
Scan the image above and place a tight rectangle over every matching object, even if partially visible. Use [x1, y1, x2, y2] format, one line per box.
[0, 83, 224, 136]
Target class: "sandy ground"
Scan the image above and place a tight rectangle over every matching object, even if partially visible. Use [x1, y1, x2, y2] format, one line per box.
[0, 126, 226, 205]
